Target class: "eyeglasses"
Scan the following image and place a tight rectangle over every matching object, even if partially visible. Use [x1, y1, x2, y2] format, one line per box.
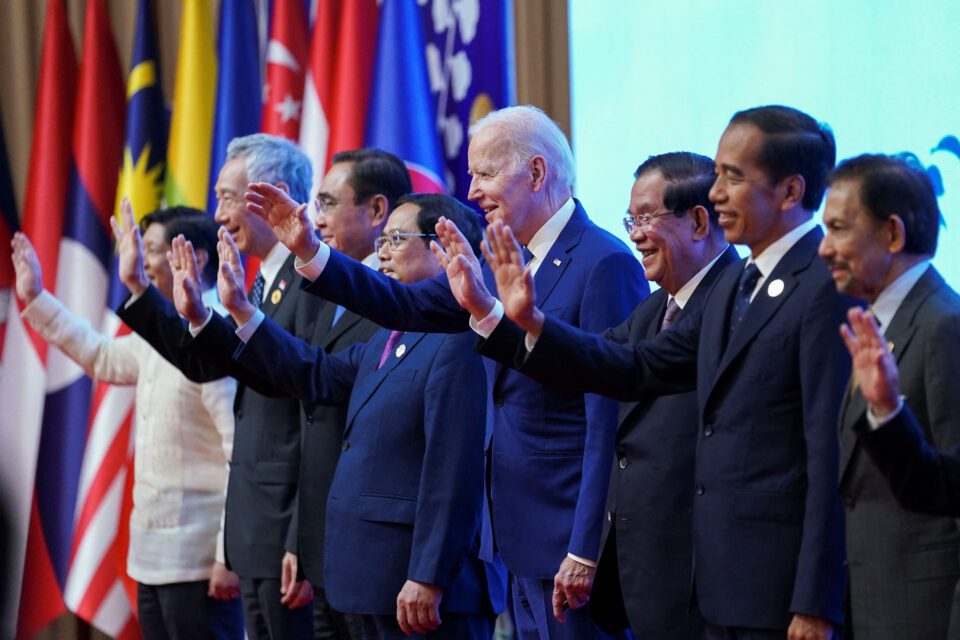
[622, 210, 676, 233]
[375, 230, 438, 252]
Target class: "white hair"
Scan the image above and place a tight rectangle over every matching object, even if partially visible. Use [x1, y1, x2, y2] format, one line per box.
[226, 133, 312, 204]
[469, 105, 575, 189]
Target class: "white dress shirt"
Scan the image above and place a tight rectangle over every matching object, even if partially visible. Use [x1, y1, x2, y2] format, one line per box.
[24, 291, 237, 585]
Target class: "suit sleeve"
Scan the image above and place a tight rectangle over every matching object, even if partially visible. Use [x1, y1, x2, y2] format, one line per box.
[920, 309, 960, 456]
[302, 248, 468, 333]
[567, 250, 648, 561]
[233, 314, 362, 407]
[407, 332, 487, 588]
[789, 280, 851, 622]
[199, 375, 237, 565]
[857, 406, 960, 516]
[518, 306, 701, 401]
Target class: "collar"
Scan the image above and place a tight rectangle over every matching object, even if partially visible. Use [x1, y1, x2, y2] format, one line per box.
[672, 246, 731, 309]
[526, 197, 576, 264]
[259, 241, 292, 290]
[748, 218, 817, 280]
[871, 260, 931, 330]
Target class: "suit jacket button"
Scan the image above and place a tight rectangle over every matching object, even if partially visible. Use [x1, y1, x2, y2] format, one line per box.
[704, 425, 714, 437]
[493, 397, 505, 408]
[696, 483, 705, 496]
[341, 441, 350, 451]
[618, 457, 628, 469]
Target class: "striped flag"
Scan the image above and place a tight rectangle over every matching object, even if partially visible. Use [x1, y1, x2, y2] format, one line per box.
[367, 0, 446, 193]
[46, 0, 134, 635]
[0, 113, 19, 363]
[262, 0, 309, 141]
[300, 0, 378, 194]
[6, 1, 76, 636]
[165, 0, 217, 209]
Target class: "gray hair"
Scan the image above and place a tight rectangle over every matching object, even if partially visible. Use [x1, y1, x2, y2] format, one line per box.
[468, 105, 575, 189]
[226, 133, 312, 204]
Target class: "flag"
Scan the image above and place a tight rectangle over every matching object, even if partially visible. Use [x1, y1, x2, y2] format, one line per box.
[262, 0, 309, 141]
[367, 0, 445, 193]
[165, 0, 217, 209]
[207, 0, 262, 214]
[6, 1, 77, 636]
[44, 0, 133, 635]
[418, 0, 515, 200]
[300, 0, 379, 194]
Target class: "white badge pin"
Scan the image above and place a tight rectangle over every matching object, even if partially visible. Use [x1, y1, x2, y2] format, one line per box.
[395, 343, 406, 358]
[767, 279, 785, 297]
[553, 258, 561, 266]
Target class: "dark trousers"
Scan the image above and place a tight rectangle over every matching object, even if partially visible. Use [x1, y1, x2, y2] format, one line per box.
[312, 588, 362, 639]
[511, 574, 619, 640]
[239, 577, 313, 640]
[358, 611, 493, 640]
[137, 580, 243, 640]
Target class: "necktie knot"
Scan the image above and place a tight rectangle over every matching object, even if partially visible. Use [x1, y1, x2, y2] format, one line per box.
[521, 246, 534, 266]
[660, 297, 681, 331]
[728, 263, 762, 338]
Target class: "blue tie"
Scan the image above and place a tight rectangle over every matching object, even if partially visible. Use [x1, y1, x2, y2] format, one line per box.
[729, 263, 761, 338]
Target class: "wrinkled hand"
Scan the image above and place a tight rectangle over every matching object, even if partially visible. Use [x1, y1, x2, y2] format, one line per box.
[396, 580, 443, 636]
[245, 182, 317, 261]
[483, 221, 543, 336]
[840, 307, 900, 418]
[280, 552, 313, 609]
[207, 561, 240, 601]
[788, 613, 834, 640]
[11, 232, 43, 304]
[431, 216, 495, 319]
[110, 197, 149, 296]
[217, 227, 256, 325]
[167, 235, 209, 326]
[552, 556, 596, 622]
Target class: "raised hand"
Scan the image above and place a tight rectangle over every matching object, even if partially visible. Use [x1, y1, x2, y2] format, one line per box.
[11, 232, 44, 304]
[245, 182, 317, 261]
[217, 227, 256, 325]
[109, 197, 149, 296]
[430, 216, 496, 319]
[167, 235, 209, 326]
[840, 307, 900, 418]
[396, 580, 443, 636]
[483, 221, 543, 336]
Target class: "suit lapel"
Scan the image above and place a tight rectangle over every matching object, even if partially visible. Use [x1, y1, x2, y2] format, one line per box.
[533, 202, 587, 307]
[319, 307, 365, 350]
[345, 331, 427, 436]
[617, 292, 668, 428]
[261, 256, 298, 319]
[713, 229, 821, 386]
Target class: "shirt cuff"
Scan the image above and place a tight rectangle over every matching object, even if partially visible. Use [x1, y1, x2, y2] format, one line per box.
[124, 288, 145, 308]
[21, 290, 59, 325]
[524, 331, 540, 353]
[468, 299, 504, 338]
[188, 309, 214, 337]
[567, 552, 597, 568]
[866, 396, 905, 431]
[294, 242, 330, 281]
[234, 309, 266, 343]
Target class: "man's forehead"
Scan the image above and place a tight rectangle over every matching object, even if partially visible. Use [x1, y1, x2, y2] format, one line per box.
[318, 161, 355, 196]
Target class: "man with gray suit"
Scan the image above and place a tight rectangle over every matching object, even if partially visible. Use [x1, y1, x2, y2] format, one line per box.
[819, 153, 960, 638]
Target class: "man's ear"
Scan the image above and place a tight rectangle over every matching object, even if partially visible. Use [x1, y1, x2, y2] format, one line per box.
[274, 180, 291, 195]
[368, 194, 389, 226]
[690, 205, 711, 240]
[885, 214, 907, 254]
[780, 174, 806, 211]
[530, 155, 547, 192]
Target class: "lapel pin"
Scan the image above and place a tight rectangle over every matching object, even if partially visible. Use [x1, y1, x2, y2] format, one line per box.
[767, 279, 784, 297]
[270, 289, 282, 304]
[888, 341, 895, 353]
[278, 279, 287, 291]
[395, 343, 406, 358]
[553, 258, 561, 267]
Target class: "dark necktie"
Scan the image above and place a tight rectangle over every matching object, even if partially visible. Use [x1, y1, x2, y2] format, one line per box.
[660, 297, 681, 331]
[248, 271, 266, 308]
[378, 330, 405, 369]
[728, 263, 761, 338]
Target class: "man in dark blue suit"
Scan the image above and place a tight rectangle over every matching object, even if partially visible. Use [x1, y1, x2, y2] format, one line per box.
[583, 152, 737, 639]
[480, 106, 854, 640]
[199, 193, 499, 640]
[245, 105, 648, 639]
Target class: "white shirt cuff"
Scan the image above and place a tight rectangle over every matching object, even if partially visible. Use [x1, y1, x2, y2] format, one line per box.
[188, 309, 214, 337]
[294, 242, 330, 281]
[234, 309, 266, 343]
[468, 299, 504, 338]
[124, 288, 145, 307]
[566, 552, 597, 568]
[524, 331, 541, 353]
[866, 396, 905, 431]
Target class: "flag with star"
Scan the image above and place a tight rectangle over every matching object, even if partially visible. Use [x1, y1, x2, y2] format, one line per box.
[262, 0, 309, 141]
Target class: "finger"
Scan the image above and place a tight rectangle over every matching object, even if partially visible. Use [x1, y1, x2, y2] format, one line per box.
[429, 240, 450, 269]
[552, 588, 566, 622]
[397, 602, 413, 636]
[184, 240, 200, 282]
[409, 604, 429, 635]
[839, 323, 857, 356]
[425, 602, 441, 630]
[295, 203, 310, 227]
[121, 197, 136, 232]
[290, 580, 312, 609]
[109, 215, 123, 241]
